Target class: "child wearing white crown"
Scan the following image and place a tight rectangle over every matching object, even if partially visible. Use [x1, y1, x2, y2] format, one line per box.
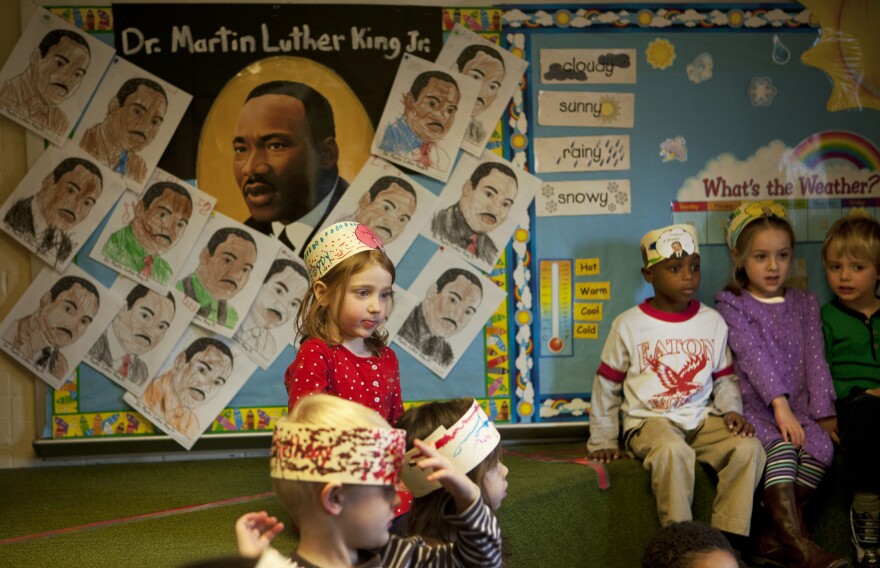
[236, 394, 502, 567]
[397, 398, 508, 543]
[284, 222, 403, 425]
[587, 224, 765, 545]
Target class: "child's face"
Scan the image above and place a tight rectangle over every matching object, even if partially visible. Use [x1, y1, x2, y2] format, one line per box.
[742, 227, 791, 299]
[481, 459, 509, 511]
[339, 485, 398, 551]
[824, 245, 880, 307]
[689, 550, 739, 568]
[641, 254, 701, 313]
[335, 262, 393, 346]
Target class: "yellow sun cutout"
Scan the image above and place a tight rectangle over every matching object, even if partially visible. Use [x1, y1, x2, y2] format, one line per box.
[728, 10, 744, 27]
[646, 38, 676, 70]
[598, 96, 621, 123]
[800, 0, 880, 111]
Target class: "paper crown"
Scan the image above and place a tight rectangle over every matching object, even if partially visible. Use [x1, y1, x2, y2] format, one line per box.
[303, 222, 384, 281]
[400, 400, 501, 498]
[723, 201, 789, 250]
[639, 224, 700, 267]
[270, 422, 406, 486]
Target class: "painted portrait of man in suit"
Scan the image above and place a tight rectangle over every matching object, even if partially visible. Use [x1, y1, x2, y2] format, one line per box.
[397, 268, 483, 367]
[454, 44, 505, 145]
[234, 258, 308, 363]
[176, 227, 257, 330]
[234, 81, 347, 254]
[2, 156, 103, 265]
[430, 161, 518, 264]
[141, 337, 232, 438]
[2, 276, 100, 380]
[0, 29, 90, 136]
[101, 181, 193, 285]
[344, 176, 417, 245]
[79, 77, 167, 183]
[378, 71, 460, 172]
[88, 285, 175, 386]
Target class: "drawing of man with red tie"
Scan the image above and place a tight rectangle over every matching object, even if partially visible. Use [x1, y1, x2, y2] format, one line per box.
[101, 181, 192, 286]
[430, 161, 518, 264]
[87, 285, 175, 386]
[378, 71, 459, 172]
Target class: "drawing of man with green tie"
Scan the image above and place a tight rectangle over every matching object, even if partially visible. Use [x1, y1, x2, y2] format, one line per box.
[102, 181, 192, 285]
[176, 227, 257, 330]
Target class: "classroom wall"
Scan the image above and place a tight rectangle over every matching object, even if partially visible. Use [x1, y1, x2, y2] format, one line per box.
[0, 0, 40, 468]
[0, 0, 840, 468]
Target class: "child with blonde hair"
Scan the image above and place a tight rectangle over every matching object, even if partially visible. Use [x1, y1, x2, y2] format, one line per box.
[821, 211, 880, 567]
[236, 393, 503, 567]
[397, 398, 508, 543]
[284, 222, 403, 424]
[715, 201, 845, 568]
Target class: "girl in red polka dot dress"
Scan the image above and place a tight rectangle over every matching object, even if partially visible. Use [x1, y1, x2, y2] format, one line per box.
[285, 221, 404, 426]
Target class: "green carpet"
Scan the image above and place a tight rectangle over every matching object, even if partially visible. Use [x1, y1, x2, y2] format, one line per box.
[2, 457, 297, 566]
[0, 444, 852, 567]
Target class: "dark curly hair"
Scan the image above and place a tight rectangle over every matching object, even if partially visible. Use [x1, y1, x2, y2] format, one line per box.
[641, 521, 736, 568]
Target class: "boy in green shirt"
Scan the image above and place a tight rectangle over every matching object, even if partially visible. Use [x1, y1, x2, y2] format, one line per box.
[821, 211, 880, 567]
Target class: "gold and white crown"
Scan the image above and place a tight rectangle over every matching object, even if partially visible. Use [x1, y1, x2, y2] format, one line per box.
[303, 222, 384, 281]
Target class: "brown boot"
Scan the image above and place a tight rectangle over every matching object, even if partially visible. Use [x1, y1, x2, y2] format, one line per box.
[748, 489, 787, 567]
[762, 482, 850, 568]
[797, 483, 815, 539]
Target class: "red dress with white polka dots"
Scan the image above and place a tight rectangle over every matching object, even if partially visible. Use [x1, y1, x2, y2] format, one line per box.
[284, 338, 404, 425]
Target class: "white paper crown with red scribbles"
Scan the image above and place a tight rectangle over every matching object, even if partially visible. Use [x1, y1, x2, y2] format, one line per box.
[400, 400, 501, 497]
[270, 422, 406, 486]
[303, 221, 385, 281]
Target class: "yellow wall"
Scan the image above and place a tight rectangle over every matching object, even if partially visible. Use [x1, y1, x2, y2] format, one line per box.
[0, 0, 39, 467]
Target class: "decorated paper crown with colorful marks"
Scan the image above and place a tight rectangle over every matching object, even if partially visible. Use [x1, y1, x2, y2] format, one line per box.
[639, 223, 700, 267]
[723, 201, 789, 250]
[303, 222, 385, 281]
[270, 422, 406, 485]
[400, 400, 501, 497]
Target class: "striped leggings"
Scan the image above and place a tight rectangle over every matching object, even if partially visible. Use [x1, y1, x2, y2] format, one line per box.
[763, 439, 826, 490]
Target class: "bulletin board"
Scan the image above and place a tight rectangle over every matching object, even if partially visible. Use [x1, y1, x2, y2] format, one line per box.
[508, 1, 880, 423]
[21, 2, 880, 444]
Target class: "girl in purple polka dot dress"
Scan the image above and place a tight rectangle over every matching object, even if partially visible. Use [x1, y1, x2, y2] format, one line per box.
[715, 202, 844, 568]
[285, 222, 404, 426]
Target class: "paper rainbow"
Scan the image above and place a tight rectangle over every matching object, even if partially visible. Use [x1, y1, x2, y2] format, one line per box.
[789, 130, 880, 171]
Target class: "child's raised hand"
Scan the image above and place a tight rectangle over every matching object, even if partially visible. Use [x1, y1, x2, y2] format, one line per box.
[771, 396, 805, 448]
[816, 416, 840, 445]
[588, 448, 623, 463]
[412, 438, 480, 512]
[235, 511, 285, 558]
[723, 411, 755, 437]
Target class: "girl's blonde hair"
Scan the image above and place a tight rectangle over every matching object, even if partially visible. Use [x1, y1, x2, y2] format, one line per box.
[294, 249, 396, 356]
[396, 398, 503, 545]
[821, 211, 880, 274]
[724, 215, 796, 295]
[273, 394, 393, 521]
